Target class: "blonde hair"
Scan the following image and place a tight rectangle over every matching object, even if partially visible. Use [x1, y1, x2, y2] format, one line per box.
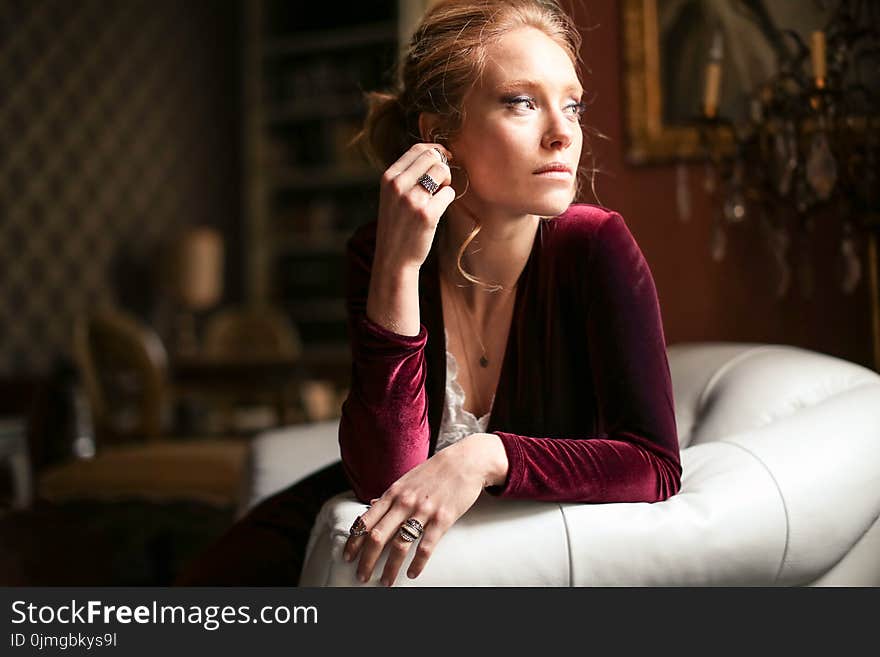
[350, 0, 606, 291]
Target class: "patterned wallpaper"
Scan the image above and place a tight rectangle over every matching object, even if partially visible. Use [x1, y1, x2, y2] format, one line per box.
[0, 0, 240, 375]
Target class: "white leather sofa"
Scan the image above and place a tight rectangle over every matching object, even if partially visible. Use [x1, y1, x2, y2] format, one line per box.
[240, 343, 880, 586]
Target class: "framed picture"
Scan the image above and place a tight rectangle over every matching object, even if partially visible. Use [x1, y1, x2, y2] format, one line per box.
[622, 0, 833, 165]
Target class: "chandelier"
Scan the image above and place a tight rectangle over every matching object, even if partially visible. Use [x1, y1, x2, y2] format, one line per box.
[689, 0, 879, 301]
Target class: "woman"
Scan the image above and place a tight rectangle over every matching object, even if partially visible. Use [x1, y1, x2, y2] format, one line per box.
[175, 0, 680, 588]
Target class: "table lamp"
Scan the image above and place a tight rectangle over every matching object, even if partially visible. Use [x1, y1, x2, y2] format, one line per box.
[173, 226, 224, 356]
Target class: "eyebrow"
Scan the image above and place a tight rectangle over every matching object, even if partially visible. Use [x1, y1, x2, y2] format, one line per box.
[495, 78, 584, 96]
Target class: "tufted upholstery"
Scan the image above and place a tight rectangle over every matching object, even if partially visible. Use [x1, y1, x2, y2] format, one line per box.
[242, 343, 880, 586]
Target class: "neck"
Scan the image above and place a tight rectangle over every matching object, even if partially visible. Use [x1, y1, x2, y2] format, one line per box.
[438, 201, 539, 315]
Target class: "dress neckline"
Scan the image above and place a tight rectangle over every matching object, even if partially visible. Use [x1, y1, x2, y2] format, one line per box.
[443, 328, 493, 424]
[421, 216, 544, 446]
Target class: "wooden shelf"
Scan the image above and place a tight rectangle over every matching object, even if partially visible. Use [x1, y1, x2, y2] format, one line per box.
[262, 21, 396, 57]
[285, 299, 347, 322]
[273, 231, 351, 254]
[298, 341, 352, 386]
[272, 166, 378, 190]
[300, 341, 351, 362]
[245, 0, 405, 350]
[265, 94, 365, 124]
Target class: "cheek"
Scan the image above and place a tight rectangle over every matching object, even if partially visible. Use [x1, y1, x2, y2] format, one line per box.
[463, 131, 530, 187]
[575, 126, 585, 155]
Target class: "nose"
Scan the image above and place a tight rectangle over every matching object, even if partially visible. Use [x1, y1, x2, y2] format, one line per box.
[541, 106, 575, 151]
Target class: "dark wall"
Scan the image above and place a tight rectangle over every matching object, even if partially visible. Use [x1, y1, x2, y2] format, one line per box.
[2, 0, 873, 377]
[567, 0, 873, 370]
[0, 0, 242, 376]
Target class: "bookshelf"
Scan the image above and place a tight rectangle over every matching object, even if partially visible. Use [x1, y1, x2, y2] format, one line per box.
[243, 1, 429, 386]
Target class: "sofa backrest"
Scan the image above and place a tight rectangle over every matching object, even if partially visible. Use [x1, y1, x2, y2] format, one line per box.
[667, 342, 880, 449]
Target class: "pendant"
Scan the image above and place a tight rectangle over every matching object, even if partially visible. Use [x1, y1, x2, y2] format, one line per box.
[806, 130, 837, 201]
[479, 356, 489, 368]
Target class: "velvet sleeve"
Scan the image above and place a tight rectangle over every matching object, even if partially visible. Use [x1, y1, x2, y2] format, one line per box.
[485, 212, 682, 503]
[337, 226, 431, 503]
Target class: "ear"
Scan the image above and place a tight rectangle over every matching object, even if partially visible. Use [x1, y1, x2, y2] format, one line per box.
[418, 111, 442, 143]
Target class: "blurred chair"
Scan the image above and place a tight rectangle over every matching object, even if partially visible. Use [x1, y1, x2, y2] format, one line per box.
[191, 306, 310, 431]
[203, 306, 302, 361]
[72, 307, 168, 444]
[37, 307, 247, 508]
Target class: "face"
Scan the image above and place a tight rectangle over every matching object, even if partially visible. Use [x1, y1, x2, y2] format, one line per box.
[447, 26, 585, 220]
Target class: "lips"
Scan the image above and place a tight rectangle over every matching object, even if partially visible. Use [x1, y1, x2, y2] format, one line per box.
[533, 162, 572, 174]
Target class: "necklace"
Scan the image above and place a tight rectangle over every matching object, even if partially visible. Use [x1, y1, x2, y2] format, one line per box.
[440, 266, 517, 368]
[442, 275, 486, 416]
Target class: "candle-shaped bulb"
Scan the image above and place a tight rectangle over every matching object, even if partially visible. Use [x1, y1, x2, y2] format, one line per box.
[811, 30, 826, 87]
[703, 30, 724, 118]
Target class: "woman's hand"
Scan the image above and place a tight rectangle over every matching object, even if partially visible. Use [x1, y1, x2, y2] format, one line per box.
[373, 143, 455, 275]
[343, 433, 508, 586]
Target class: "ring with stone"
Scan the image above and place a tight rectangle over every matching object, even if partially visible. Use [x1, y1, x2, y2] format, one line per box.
[397, 518, 425, 543]
[349, 514, 368, 537]
[417, 173, 440, 195]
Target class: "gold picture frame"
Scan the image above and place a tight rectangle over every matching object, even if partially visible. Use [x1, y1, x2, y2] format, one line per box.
[623, 1, 880, 371]
[621, 0, 835, 165]
[622, 0, 724, 164]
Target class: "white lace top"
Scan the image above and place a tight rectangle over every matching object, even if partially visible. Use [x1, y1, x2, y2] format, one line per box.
[435, 329, 494, 452]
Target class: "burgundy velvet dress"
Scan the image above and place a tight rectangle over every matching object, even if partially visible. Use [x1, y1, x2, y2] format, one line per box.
[174, 203, 681, 585]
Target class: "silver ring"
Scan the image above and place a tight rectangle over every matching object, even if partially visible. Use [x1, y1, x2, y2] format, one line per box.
[349, 515, 368, 537]
[397, 518, 425, 543]
[433, 147, 448, 166]
[417, 173, 440, 195]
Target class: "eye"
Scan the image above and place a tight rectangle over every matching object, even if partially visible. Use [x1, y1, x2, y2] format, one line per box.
[566, 100, 587, 118]
[503, 95, 536, 110]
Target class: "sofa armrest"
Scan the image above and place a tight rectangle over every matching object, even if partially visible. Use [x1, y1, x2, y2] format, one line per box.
[299, 490, 570, 587]
[238, 420, 341, 518]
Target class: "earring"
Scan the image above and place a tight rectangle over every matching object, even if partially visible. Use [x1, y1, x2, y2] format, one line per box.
[431, 134, 469, 200]
[451, 165, 470, 200]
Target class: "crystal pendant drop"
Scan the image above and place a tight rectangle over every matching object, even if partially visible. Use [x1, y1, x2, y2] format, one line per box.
[479, 356, 489, 368]
[723, 187, 747, 223]
[703, 160, 716, 195]
[769, 225, 791, 299]
[797, 223, 815, 300]
[774, 122, 798, 196]
[839, 222, 862, 294]
[806, 131, 838, 201]
[723, 158, 747, 223]
[676, 162, 691, 222]
[711, 210, 727, 262]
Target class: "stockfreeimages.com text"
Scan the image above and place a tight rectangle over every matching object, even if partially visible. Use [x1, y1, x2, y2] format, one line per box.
[11, 600, 317, 631]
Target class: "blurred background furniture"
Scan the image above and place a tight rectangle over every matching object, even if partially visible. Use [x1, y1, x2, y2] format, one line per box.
[37, 307, 247, 508]
[0, 418, 32, 511]
[74, 307, 168, 444]
[234, 419, 341, 520]
[241, 0, 429, 395]
[169, 226, 225, 358]
[240, 342, 880, 586]
[172, 305, 309, 433]
[203, 305, 302, 359]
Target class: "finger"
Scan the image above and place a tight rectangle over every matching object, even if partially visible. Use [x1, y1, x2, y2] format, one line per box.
[356, 504, 412, 584]
[393, 148, 452, 194]
[419, 162, 454, 194]
[405, 518, 448, 580]
[425, 183, 457, 217]
[343, 502, 381, 560]
[380, 518, 425, 587]
[342, 511, 369, 562]
[386, 143, 452, 180]
[343, 498, 390, 562]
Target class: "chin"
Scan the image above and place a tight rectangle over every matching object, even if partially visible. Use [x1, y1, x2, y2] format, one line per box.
[529, 191, 575, 218]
